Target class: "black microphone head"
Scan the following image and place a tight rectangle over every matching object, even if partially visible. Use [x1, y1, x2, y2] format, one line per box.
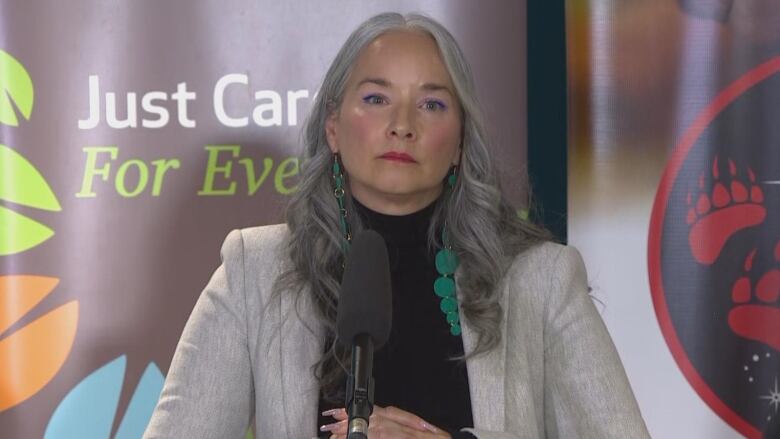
[337, 230, 392, 349]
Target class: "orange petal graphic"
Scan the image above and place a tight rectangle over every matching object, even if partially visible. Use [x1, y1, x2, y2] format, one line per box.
[0, 300, 78, 411]
[0, 275, 59, 334]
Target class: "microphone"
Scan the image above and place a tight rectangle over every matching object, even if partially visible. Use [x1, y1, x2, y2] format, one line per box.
[337, 230, 392, 439]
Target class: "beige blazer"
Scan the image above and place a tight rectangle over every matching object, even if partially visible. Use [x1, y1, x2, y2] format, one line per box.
[143, 225, 650, 439]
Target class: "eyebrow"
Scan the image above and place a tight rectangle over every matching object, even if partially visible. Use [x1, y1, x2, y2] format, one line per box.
[357, 77, 390, 88]
[356, 77, 454, 95]
[420, 83, 452, 94]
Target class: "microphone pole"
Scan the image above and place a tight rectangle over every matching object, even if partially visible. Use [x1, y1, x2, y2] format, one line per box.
[346, 333, 373, 439]
[337, 230, 392, 439]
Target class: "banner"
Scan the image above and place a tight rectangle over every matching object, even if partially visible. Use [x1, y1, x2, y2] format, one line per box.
[568, 1, 779, 438]
[0, 2, 528, 437]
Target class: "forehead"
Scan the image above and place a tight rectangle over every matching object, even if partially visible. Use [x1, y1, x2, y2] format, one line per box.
[349, 30, 454, 86]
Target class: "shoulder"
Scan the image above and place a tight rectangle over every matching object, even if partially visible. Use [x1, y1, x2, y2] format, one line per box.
[504, 241, 584, 283]
[502, 241, 588, 314]
[218, 224, 292, 287]
[226, 223, 290, 247]
[216, 224, 290, 300]
[221, 223, 290, 261]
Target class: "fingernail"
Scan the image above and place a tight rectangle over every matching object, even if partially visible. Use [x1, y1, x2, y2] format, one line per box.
[421, 421, 439, 433]
[320, 419, 346, 431]
[320, 423, 337, 432]
[321, 408, 340, 416]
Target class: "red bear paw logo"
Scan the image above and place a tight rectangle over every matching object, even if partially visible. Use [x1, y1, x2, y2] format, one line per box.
[728, 242, 780, 351]
[687, 156, 766, 264]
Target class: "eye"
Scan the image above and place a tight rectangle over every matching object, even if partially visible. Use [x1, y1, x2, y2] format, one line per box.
[362, 94, 387, 105]
[422, 99, 447, 111]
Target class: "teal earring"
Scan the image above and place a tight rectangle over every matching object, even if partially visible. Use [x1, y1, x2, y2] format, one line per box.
[434, 165, 461, 336]
[447, 164, 458, 187]
[332, 153, 350, 251]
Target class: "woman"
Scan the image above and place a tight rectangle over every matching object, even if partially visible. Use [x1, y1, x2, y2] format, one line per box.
[144, 12, 650, 439]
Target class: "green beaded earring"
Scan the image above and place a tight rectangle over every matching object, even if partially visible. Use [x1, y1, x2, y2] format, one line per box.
[434, 165, 461, 336]
[332, 153, 351, 251]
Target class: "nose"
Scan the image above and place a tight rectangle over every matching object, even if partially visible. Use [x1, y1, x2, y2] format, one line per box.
[388, 104, 417, 141]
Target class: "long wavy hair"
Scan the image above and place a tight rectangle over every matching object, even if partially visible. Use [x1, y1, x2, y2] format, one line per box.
[276, 12, 550, 400]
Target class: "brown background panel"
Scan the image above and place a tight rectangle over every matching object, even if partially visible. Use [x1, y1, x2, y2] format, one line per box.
[0, 1, 527, 437]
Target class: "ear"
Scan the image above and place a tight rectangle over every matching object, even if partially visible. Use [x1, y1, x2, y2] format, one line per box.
[325, 112, 339, 153]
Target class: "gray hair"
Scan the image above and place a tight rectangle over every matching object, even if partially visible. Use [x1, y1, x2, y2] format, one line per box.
[276, 12, 550, 400]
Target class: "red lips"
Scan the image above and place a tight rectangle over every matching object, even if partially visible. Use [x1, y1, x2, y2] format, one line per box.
[379, 151, 416, 163]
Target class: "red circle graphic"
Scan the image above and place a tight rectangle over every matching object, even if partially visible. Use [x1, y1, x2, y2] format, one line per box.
[649, 55, 780, 438]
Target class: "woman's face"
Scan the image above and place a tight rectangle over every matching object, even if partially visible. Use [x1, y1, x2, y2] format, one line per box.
[326, 30, 463, 215]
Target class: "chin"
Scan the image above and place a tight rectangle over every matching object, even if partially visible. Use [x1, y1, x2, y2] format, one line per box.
[354, 173, 443, 199]
[379, 183, 442, 200]
[375, 185, 420, 197]
[375, 177, 423, 192]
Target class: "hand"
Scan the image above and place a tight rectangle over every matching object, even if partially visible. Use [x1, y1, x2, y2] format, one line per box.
[320, 405, 452, 439]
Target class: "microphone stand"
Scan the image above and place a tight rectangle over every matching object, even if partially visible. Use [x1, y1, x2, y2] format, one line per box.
[345, 333, 375, 439]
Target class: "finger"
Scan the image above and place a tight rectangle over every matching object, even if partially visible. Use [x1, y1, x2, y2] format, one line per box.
[373, 405, 441, 433]
[324, 405, 384, 422]
[319, 419, 347, 435]
[324, 406, 444, 436]
[329, 411, 410, 437]
[322, 407, 348, 420]
[324, 414, 387, 436]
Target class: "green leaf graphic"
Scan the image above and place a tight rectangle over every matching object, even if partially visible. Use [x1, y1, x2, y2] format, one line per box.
[0, 144, 60, 211]
[0, 50, 34, 126]
[0, 205, 54, 255]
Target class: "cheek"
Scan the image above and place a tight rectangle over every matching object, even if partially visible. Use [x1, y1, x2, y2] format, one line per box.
[337, 112, 385, 174]
[340, 110, 385, 147]
[424, 120, 462, 157]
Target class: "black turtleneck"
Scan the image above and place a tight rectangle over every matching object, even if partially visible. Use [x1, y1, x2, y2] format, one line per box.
[317, 199, 475, 437]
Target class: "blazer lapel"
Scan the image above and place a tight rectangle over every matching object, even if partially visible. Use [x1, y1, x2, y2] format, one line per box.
[461, 283, 507, 431]
[280, 291, 323, 438]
